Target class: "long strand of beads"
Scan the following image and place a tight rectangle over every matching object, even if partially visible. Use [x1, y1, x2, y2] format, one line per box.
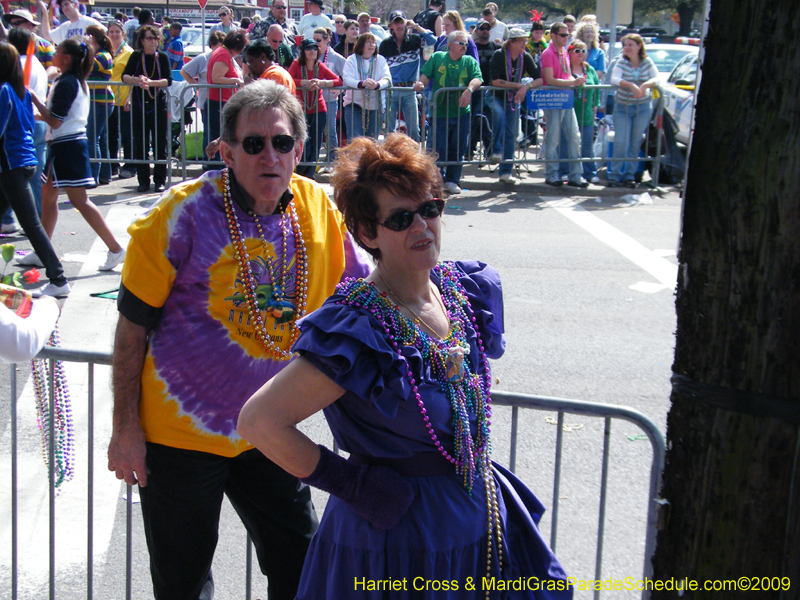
[30, 326, 74, 490]
[223, 168, 308, 360]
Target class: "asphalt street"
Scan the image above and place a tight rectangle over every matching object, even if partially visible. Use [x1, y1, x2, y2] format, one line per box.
[0, 164, 682, 599]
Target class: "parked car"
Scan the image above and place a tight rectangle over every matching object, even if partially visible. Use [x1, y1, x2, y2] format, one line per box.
[659, 52, 699, 145]
[646, 43, 698, 82]
[181, 26, 211, 61]
[370, 23, 388, 41]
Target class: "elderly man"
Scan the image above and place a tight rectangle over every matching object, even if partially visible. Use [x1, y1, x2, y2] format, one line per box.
[357, 12, 371, 35]
[490, 27, 542, 184]
[379, 10, 435, 142]
[267, 23, 295, 69]
[541, 21, 588, 187]
[40, 0, 102, 45]
[107, 80, 371, 600]
[415, 30, 482, 195]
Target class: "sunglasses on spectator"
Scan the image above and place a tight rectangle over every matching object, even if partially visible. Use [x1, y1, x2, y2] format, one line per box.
[9, 19, 27, 26]
[478, 26, 491, 31]
[570, 49, 587, 53]
[451, 40, 468, 46]
[375, 199, 444, 231]
[335, 20, 344, 24]
[236, 134, 296, 155]
[555, 32, 569, 37]
[144, 36, 159, 41]
[273, 4, 286, 8]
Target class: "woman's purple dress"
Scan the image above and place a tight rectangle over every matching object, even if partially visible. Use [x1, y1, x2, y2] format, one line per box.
[293, 261, 572, 599]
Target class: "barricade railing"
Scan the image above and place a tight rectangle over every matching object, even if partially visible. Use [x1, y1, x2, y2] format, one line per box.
[87, 81, 177, 186]
[87, 81, 665, 187]
[429, 85, 665, 185]
[4, 346, 664, 600]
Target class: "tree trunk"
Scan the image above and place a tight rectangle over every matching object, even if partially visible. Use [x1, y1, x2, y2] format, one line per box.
[651, 0, 800, 597]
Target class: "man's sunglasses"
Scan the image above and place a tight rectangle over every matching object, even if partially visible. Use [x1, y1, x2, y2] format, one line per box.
[375, 199, 444, 231]
[273, 5, 286, 8]
[555, 32, 569, 38]
[477, 26, 491, 31]
[451, 40, 468, 46]
[236, 134, 296, 155]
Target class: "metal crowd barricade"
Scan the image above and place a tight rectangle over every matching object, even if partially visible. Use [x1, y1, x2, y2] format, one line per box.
[429, 84, 665, 184]
[4, 345, 664, 600]
[90, 80, 666, 188]
[87, 81, 176, 185]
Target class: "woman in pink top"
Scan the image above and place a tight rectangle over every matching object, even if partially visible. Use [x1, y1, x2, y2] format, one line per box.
[288, 38, 342, 179]
[207, 31, 247, 163]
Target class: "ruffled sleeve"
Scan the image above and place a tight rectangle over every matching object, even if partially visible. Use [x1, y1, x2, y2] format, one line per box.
[446, 261, 506, 360]
[293, 285, 416, 418]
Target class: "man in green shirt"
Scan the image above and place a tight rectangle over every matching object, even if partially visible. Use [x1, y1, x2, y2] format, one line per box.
[415, 30, 482, 194]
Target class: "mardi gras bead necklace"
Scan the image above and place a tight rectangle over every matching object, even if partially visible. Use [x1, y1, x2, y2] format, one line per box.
[301, 61, 320, 112]
[336, 263, 503, 593]
[504, 49, 523, 111]
[137, 50, 162, 104]
[378, 271, 447, 339]
[357, 53, 377, 134]
[222, 168, 308, 360]
[31, 326, 74, 490]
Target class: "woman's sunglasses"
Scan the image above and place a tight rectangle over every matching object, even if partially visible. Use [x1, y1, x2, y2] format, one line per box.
[376, 199, 444, 231]
[570, 49, 587, 54]
[237, 134, 296, 155]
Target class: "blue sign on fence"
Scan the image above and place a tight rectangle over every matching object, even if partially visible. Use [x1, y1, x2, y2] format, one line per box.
[526, 89, 574, 110]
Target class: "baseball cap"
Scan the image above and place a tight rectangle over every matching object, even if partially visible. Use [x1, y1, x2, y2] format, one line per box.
[507, 27, 527, 39]
[388, 10, 406, 22]
[3, 9, 40, 26]
[357, 12, 370, 21]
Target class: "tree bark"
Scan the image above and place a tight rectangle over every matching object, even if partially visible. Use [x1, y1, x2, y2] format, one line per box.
[651, 0, 800, 597]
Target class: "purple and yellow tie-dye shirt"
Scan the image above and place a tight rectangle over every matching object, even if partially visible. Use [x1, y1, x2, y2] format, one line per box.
[122, 170, 372, 457]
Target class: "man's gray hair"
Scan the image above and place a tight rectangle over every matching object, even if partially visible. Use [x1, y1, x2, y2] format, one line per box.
[221, 80, 308, 143]
[447, 30, 467, 44]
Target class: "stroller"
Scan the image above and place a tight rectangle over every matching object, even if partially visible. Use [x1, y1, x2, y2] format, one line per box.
[167, 79, 197, 159]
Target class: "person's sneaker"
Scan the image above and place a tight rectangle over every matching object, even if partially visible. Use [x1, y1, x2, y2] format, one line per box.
[624, 180, 637, 188]
[1, 220, 21, 234]
[154, 183, 165, 193]
[136, 183, 150, 193]
[99, 249, 126, 271]
[567, 178, 590, 188]
[545, 177, 563, 187]
[606, 180, 619, 188]
[499, 173, 519, 185]
[589, 176, 601, 184]
[489, 153, 502, 165]
[443, 181, 462, 194]
[32, 281, 71, 298]
[560, 174, 569, 182]
[17, 251, 43, 267]
[118, 169, 135, 179]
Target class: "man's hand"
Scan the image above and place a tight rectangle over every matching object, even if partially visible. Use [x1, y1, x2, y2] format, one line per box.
[514, 85, 529, 104]
[413, 80, 425, 92]
[459, 88, 472, 108]
[108, 422, 149, 486]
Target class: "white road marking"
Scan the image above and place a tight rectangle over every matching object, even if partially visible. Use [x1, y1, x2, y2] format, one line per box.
[0, 203, 138, 592]
[544, 197, 679, 290]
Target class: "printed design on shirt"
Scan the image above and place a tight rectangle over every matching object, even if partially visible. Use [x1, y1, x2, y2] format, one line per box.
[224, 253, 298, 325]
[385, 50, 420, 70]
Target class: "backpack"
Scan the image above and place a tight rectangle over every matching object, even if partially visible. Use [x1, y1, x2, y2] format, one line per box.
[413, 8, 439, 32]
